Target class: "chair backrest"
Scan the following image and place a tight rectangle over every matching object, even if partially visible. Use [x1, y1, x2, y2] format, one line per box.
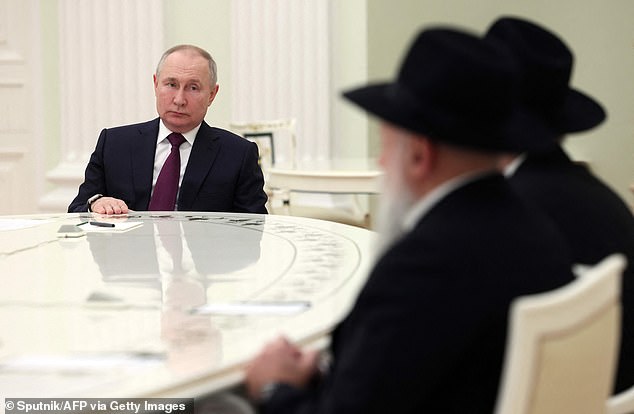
[495, 254, 626, 414]
[608, 385, 634, 414]
[230, 119, 297, 171]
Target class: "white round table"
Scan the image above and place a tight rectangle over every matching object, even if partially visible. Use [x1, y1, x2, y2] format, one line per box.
[0, 212, 376, 399]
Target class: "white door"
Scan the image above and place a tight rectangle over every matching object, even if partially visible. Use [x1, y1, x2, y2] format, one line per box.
[0, 0, 39, 215]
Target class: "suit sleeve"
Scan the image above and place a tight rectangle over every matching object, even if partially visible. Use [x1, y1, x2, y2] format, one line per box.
[232, 140, 269, 214]
[261, 251, 482, 414]
[262, 229, 515, 414]
[67, 129, 108, 212]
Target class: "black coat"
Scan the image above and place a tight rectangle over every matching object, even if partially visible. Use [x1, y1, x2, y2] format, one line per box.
[509, 146, 634, 393]
[263, 174, 574, 414]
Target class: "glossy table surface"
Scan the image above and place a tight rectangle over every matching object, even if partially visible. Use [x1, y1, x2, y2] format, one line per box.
[0, 212, 376, 399]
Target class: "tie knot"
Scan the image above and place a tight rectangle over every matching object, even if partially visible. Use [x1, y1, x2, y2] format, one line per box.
[167, 133, 186, 148]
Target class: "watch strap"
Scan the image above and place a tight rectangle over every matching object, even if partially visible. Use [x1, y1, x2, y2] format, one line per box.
[87, 194, 104, 212]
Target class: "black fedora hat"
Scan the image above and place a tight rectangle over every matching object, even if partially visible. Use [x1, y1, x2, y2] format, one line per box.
[343, 27, 553, 152]
[485, 16, 606, 145]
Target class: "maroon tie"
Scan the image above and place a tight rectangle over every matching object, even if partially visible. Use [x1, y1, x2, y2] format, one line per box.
[149, 133, 186, 211]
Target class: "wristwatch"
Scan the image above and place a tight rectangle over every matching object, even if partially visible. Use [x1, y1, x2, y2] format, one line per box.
[87, 194, 104, 212]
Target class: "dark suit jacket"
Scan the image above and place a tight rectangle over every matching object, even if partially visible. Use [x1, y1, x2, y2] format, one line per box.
[263, 174, 574, 414]
[508, 146, 634, 393]
[68, 118, 268, 213]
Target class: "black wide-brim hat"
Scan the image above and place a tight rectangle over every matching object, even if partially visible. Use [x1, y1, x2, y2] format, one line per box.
[485, 17, 606, 149]
[343, 27, 555, 153]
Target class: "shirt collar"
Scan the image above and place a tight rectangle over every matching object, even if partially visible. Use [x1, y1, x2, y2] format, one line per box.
[157, 120, 201, 146]
[503, 153, 526, 177]
[402, 170, 497, 232]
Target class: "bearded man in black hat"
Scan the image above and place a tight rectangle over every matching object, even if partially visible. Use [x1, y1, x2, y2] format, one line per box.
[486, 16, 634, 394]
[244, 26, 574, 413]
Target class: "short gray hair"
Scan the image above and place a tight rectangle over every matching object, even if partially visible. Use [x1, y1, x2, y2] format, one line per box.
[155, 44, 217, 87]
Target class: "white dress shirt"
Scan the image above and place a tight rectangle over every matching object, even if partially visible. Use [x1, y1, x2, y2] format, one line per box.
[151, 120, 202, 196]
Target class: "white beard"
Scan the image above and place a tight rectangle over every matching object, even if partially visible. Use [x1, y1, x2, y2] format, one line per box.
[373, 145, 416, 258]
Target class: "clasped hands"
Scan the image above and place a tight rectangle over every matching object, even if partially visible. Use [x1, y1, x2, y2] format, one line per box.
[245, 336, 321, 401]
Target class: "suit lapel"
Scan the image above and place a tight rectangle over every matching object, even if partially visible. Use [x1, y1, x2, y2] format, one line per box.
[178, 121, 221, 209]
[131, 119, 160, 210]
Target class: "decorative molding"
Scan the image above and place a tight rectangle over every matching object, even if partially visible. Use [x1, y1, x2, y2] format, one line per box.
[40, 0, 163, 212]
[0, 148, 26, 159]
[58, 0, 162, 164]
[0, 51, 24, 63]
[0, 0, 26, 62]
[231, 0, 331, 162]
[0, 83, 27, 132]
[0, 0, 36, 215]
[0, 147, 28, 214]
[0, 0, 9, 46]
[0, 79, 25, 86]
[42, 159, 87, 213]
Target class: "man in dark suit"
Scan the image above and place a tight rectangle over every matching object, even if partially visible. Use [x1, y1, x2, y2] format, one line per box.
[244, 27, 575, 413]
[68, 44, 267, 214]
[486, 16, 634, 393]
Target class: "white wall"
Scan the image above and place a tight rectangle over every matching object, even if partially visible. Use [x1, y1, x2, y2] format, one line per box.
[165, 0, 371, 160]
[329, 0, 369, 159]
[0, 0, 39, 214]
[25, 0, 372, 214]
[364, 0, 634, 203]
[2, 0, 632, 214]
[163, 0, 232, 131]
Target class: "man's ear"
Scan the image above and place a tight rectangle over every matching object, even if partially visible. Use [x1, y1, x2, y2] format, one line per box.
[208, 84, 219, 106]
[407, 136, 435, 180]
[153, 74, 159, 96]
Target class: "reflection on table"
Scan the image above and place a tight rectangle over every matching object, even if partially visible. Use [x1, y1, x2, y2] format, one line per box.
[0, 212, 376, 399]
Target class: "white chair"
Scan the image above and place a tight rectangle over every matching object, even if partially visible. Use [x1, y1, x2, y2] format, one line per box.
[608, 385, 634, 414]
[230, 119, 371, 228]
[495, 254, 626, 414]
[230, 119, 297, 213]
